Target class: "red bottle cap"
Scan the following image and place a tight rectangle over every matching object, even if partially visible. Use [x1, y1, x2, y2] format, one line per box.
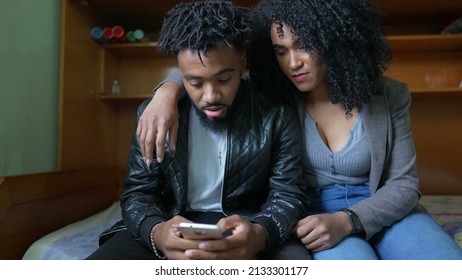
[102, 27, 113, 39]
[112, 26, 125, 38]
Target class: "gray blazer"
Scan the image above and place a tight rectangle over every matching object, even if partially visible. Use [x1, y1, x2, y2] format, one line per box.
[298, 76, 421, 239]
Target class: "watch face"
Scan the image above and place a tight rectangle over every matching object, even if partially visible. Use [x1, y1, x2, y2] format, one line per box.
[351, 212, 362, 233]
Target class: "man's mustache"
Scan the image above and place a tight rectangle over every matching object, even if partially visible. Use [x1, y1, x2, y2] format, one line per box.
[202, 103, 230, 110]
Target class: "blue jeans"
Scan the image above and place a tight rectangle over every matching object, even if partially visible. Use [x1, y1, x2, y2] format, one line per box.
[309, 184, 462, 260]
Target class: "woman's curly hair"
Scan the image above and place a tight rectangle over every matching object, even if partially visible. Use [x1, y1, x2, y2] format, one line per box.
[248, 0, 392, 113]
[157, 0, 251, 57]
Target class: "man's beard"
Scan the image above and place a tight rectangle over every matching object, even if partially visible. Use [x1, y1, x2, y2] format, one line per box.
[191, 103, 233, 133]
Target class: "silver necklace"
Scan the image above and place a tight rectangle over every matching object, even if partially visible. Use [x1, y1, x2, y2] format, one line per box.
[204, 129, 227, 165]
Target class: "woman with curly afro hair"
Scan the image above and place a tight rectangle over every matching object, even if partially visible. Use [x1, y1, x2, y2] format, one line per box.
[137, 0, 462, 259]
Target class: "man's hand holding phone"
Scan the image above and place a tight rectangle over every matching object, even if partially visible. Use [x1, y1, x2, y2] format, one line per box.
[182, 215, 267, 260]
[154, 215, 266, 259]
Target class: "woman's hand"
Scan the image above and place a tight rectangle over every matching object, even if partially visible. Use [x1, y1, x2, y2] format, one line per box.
[292, 212, 352, 252]
[136, 82, 181, 165]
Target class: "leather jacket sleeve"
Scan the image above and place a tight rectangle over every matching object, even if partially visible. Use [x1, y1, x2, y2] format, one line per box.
[246, 105, 309, 250]
[120, 99, 170, 247]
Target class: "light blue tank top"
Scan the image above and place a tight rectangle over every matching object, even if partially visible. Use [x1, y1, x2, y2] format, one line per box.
[303, 112, 371, 187]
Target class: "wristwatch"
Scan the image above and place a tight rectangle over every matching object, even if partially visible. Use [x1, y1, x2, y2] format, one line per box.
[341, 209, 363, 234]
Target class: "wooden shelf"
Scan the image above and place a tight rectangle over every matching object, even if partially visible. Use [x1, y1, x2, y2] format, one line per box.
[412, 87, 462, 94]
[371, 0, 461, 26]
[100, 94, 151, 101]
[102, 31, 462, 57]
[103, 42, 169, 59]
[99, 88, 462, 102]
[388, 34, 462, 52]
[410, 88, 462, 100]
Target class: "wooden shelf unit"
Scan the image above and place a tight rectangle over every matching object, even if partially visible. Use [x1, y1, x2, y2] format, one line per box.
[59, 0, 462, 194]
[371, 0, 462, 195]
[385, 34, 462, 93]
[100, 43, 177, 97]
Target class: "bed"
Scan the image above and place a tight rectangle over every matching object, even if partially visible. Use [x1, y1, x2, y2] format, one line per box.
[0, 166, 123, 260]
[419, 195, 462, 248]
[22, 201, 122, 260]
[19, 195, 462, 260]
[1, 166, 461, 260]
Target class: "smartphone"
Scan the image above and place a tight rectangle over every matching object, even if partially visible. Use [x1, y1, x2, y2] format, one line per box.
[178, 222, 224, 240]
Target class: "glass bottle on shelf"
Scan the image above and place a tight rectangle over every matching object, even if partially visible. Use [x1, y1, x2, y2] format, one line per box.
[112, 80, 120, 95]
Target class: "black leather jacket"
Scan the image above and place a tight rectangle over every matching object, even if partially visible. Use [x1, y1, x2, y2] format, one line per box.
[121, 80, 309, 252]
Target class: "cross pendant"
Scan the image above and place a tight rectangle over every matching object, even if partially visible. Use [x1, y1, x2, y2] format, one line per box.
[218, 152, 223, 165]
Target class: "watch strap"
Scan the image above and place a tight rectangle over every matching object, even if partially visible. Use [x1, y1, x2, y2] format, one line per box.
[341, 209, 363, 234]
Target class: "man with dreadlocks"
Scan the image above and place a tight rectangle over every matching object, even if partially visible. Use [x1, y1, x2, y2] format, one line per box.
[87, 0, 310, 260]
